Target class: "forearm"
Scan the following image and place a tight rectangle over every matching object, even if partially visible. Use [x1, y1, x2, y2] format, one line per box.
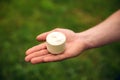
[78, 10, 120, 49]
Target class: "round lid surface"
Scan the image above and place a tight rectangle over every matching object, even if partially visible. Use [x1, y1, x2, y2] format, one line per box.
[46, 32, 66, 45]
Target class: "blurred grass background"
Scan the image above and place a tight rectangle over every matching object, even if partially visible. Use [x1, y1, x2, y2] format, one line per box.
[0, 0, 120, 80]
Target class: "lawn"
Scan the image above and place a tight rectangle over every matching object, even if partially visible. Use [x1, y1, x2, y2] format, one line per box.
[0, 0, 120, 80]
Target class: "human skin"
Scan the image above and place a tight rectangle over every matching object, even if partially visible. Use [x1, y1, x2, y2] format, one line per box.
[25, 10, 120, 64]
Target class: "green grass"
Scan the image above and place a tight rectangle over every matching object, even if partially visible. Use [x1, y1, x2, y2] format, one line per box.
[0, 0, 120, 80]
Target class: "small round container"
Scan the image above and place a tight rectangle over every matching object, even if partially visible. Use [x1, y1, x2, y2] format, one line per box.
[46, 32, 66, 54]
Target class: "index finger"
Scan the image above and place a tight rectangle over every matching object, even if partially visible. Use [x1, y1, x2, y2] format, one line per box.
[26, 43, 47, 55]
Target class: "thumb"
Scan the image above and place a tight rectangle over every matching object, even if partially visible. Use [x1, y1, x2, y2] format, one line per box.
[36, 32, 50, 41]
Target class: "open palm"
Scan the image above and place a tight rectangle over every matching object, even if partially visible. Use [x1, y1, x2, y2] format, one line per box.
[25, 28, 86, 64]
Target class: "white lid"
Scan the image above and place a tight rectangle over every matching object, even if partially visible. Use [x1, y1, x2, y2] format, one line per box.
[46, 32, 66, 46]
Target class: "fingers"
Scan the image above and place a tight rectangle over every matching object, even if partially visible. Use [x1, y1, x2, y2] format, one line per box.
[26, 43, 46, 55]
[30, 52, 70, 64]
[25, 49, 49, 62]
[43, 54, 67, 62]
[36, 32, 50, 41]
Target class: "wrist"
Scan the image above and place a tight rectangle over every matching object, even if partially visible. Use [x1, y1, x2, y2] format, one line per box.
[76, 31, 95, 50]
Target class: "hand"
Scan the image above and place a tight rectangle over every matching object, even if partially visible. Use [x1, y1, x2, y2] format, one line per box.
[25, 28, 87, 64]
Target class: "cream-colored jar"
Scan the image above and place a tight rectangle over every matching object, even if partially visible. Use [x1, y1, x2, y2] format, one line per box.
[46, 32, 66, 54]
